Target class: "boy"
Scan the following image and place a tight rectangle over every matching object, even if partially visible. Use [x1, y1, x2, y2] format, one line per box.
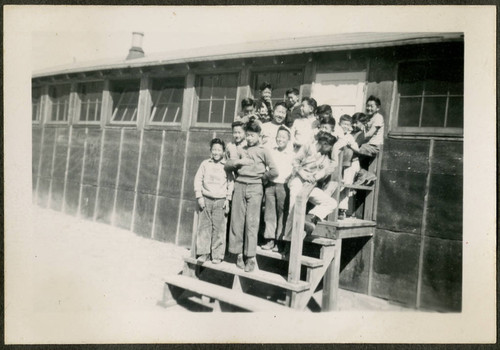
[318, 115, 336, 136]
[261, 126, 294, 251]
[226, 121, 278, 272]
[235, 98, 257, 124]
[358, 95, 384, 157]
[258, 81, 273, 121]
[284, 88, 301, 128]
[255, 100, 271, 123]
[260, 102, 288, 149]
[291, 97, 319, 147]
[194, 138, 234, 264]
[282, 132, 338, 246]
[226, 121, 247, 162]
[316, 104, 333, 123]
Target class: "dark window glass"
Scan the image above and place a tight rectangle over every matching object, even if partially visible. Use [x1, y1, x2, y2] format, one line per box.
[32, 86, 42, 122]
[111, 79, 140, 123]
[150, 78, 184, 124]
[252, 70, 303, 106]
[397, 60, 463, 130]
[196, 73, 238, 125]
[78, 81, 103, 122]
[48, 84, 71, 122]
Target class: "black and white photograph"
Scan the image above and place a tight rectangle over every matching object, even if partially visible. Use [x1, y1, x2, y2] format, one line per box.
[4, 5, 496, 344]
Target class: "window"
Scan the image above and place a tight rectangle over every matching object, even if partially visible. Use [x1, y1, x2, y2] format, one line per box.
[394, 59, 463, 135]
[149, 77, 184, 124]
[110, 79, 140, 123]
[32, 86, 43, 122]
[77, 81, 103, 123]
[196, 73, 238, 125]
[48, 84, 71, 122]
[252, 70, 304, 106]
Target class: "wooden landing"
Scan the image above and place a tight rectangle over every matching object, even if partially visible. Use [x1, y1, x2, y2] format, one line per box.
[162, 274, 292, 312]
[256, 246, 324, 268]
[184, 257, 310, 292]
[313, 218, 376, 240]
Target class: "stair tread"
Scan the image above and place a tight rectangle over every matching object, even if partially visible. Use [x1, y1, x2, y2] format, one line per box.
[320, 218, 376, 228]
[184, 257, 310, 292]
[164, 274, 291, 312]
[303, 235, 336, 246]
[256, 246, 324, 268]
[341, 183, 375, 191]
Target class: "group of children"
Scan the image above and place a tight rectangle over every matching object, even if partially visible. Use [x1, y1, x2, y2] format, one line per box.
[193, 82, 384, 272]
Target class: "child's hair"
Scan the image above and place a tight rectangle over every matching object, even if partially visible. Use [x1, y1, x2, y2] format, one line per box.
[339, 114, 353, 124]
[316, 104, 333, 117]
[352, 112, 369, 124]
[366, 95, 381, 107]
[285, 87, 300, 96]
[273, 101, 287, 110]
[255, 99, 268, 110]
[210, 138, 226, 151]
[245, 121, 262, 133]
[317, 131, 337, 146]
[231, 120, 246, 129]
[320, 115, 336, 128]
[301, 97, 318, 113]
[277, 125, 291, 138]
[241, 98, 255, 109]
[259, 81, 272, 92]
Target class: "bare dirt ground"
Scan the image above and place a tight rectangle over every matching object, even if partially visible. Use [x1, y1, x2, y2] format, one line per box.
[5, 205, 410, 343]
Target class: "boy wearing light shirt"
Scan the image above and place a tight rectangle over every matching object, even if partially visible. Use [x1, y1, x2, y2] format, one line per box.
[260, 102, 288, 149]
[261, 126, 294, 251]
[291, 97, 319, 148]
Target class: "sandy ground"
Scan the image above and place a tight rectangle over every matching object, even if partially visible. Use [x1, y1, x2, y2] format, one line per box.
[5, 205, 410, 344]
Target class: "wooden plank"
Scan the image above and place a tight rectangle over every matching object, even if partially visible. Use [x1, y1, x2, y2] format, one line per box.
[342, 184, 375, 191]
[111, 128, 125, 226]
[163, 274, 291, 312]
[151, 130, 166, 240]
[130, 129, 145, 231]
[184, 257, 310, 292]
[312, 224, 375, 240]
[320, 218, 376, 228]
[255, 246, 323, 268]
[93, 128, 106, 221]
[304, 236, 336, 246]
[61, 125, 73, 213]
[175, 131, 191, 245]
[322, 239, 342, 311]
[77, 128, 89, 217]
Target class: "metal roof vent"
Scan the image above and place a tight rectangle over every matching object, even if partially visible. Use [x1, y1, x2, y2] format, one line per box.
[126, 32, 145, 60]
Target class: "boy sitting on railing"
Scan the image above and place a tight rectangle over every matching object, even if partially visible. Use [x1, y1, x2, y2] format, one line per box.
[281, 132, 338, 251]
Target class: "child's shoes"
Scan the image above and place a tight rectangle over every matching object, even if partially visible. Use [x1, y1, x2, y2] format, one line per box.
[236, 253, 245, 269]
[244, 257, 256, 272]
[261, 239, 275, 250]
[211, 258, 222, 264]
[197, 254, 210, 263]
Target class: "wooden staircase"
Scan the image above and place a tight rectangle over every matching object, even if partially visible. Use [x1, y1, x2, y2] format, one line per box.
[160, 147, 382, 312]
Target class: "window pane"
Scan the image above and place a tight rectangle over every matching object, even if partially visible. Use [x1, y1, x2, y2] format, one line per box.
[150, 78, 185, 124]
[165, 104, 181, 123]
[398, 97, 422, 127]
[223, 74, 238, 99]
[212, 75, 225, 99]
[398, 62, 426, 96]
[421, 97, 446, 127]
[199, 76, 213, 100]
[223, 100, 236, 124]
[151, 105, 166, 122]
[32, 87, 41, 121]
[210, 100, 224, 124]
[446, 96, 463, 128]
[425, 61, 451, 95]
[198, 100, 210, 123]
[252, 70, 303, 101]
[111, 80, 139, 122]
[48, 84, 70, 122]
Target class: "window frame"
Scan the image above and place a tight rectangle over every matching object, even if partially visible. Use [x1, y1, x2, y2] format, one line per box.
[193, 71, 240, 128]
[390, 58, 464, 138]
[74, 80, 105, 125]
[46, 83, 72, 125]
[108, 78, 141, 126]
[147, 76, 185, 127]
[31, 85, 44, 124]
[249, 66, 305, 107]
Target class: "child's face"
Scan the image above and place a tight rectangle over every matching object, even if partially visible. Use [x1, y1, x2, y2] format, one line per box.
[339, 120, 353, 134]
[232, 126, 246, 143]
[318, 140, 333, 155]
[275, 130, 290, 149]
[260, 88, 272, 102]
[286, 93, 299, 108]
[246, 131, 260, 146]
[319, 123, 334, 134]
[242, 105, 255, 116]
[366, 101, 379, 116]
[273, 105, 287, 124]
[301, 100, 313, 117]
[211, 144, 224, 162]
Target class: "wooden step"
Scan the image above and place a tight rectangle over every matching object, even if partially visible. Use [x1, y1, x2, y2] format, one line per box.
[184, 257, 310, 292]
[341, 183, 375, 191]
[163, 274, 291, 312]
[303, 235, 337, 246]
[255, 246, 323, 268]
[313, 218, 376, 240]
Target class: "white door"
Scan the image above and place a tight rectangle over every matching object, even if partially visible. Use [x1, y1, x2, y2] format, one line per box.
[311, 72, 367, 122]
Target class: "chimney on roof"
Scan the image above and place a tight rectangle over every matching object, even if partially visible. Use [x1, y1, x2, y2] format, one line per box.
[126, 32, 145, 60]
